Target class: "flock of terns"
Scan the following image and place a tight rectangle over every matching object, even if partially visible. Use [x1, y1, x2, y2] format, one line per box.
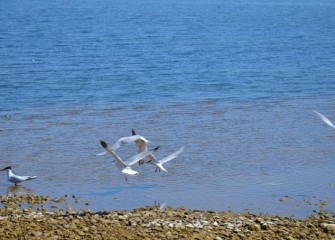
[1, 111, 334, 185]
[98, 129, 184, 181]
[1, 129, 184, 184]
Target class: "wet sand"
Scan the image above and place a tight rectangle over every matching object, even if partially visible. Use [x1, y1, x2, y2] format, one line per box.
[0, 195, 334, 239]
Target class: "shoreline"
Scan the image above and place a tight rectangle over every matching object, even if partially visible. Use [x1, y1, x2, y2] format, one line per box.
[0, 195, 335, 239]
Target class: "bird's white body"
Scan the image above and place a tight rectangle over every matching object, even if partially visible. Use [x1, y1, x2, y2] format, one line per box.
[121, 166, 139, 176]
[1, 167, 37, 185]
[133, 134, 151, 165]
[131, 129, 157, 165]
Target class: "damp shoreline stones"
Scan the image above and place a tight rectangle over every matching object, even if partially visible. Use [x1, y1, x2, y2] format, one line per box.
[0, 194, 335, 239]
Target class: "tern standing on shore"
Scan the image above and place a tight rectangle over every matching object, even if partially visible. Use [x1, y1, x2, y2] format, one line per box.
[0, 166, 37, 185]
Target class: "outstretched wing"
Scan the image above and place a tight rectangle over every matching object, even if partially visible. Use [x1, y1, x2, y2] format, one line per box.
[111, 135, 149, 150]
[147, 153, 158, 164]
[125, 147, 159, 166]
[314, 111, 335, 128]
[159, 147, 184, 164]
[100, 140, 127, 169]
[16, 175, 37, 182]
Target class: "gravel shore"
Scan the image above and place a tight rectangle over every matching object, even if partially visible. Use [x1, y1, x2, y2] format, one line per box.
[0, 194, 334, 239]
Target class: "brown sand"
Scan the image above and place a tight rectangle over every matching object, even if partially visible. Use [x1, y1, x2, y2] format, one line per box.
[0, 194, 334, 239]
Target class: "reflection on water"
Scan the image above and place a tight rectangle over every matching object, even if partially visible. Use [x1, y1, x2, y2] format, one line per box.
[6, 185, 34, 197]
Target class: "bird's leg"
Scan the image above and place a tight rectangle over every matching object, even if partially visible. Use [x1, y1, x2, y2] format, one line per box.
[155, 167, 158, 173]
[125, 174, 128, 182]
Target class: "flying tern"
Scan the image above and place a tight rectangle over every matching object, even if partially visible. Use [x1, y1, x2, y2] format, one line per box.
[100, 140, 159, 181]
[0, 166, 37, 186]
[132, 129, 151, 165]
[132, 129, 184, 172]
[147, 147, 184, 172]
[313, 111, 335, 129]
[97, 134, 150, 158]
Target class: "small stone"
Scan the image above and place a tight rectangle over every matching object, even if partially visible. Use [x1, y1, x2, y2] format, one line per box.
[31, 231, 43, 237]
[186, 223, 194, 228]
[174, 222, 184, 229]
[118, 215, 128, 220]
[250, 224, 261, 231]
[321, 223, 335, 234]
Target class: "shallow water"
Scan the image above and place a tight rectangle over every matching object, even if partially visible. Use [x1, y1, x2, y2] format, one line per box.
[1, 0, 335, 217]
[1, 97, 335, 217]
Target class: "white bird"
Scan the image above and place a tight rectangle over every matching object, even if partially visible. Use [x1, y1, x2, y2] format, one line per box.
[132, 129, 184, 172]
[132, 129, 151, 165]
[97, 134, 150, 158]
[0, 166, 37, 185]
[131, 129, 184, 172]
[147, 147, 184, 172]
[313, 111, 335, 129]
[100, 140, 159, 181]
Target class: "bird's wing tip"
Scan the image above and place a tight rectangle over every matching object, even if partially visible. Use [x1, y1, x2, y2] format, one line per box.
[96, 151, 107, 156]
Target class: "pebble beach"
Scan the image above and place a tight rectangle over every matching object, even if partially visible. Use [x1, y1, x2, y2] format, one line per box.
[1, 194, 335, 239]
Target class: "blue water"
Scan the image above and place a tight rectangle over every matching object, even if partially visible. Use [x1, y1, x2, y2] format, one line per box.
[1, 0, 335, 218]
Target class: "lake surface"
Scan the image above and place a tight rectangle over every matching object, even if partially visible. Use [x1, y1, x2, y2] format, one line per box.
[1, 0, 335, 218]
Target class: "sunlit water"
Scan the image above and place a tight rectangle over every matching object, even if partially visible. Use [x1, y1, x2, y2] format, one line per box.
[1, 0, 335, 218]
